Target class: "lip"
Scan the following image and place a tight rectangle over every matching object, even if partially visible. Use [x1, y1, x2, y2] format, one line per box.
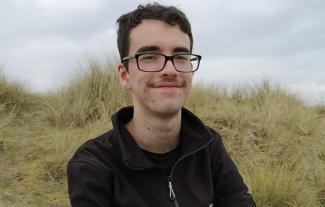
[151, 82, 183, 88]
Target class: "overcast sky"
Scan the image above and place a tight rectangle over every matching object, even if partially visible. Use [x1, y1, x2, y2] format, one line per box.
[1, 0, 324, 105]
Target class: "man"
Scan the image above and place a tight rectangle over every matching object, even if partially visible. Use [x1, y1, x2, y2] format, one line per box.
[67, 3, 256, 207]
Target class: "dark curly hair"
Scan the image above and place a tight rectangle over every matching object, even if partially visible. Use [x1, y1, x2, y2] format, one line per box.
[116, 3, 193, 62]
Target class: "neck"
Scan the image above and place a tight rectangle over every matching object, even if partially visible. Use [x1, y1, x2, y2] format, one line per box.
[126, 107, 182, 154]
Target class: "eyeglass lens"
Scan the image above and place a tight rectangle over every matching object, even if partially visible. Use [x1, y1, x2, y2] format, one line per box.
[137, 54, 199, 72]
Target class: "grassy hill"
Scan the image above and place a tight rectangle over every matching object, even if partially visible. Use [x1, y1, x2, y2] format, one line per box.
[1, 62, 324, 207]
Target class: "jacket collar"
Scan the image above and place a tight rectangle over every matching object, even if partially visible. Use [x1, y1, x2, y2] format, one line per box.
[111, 106, 213, 169]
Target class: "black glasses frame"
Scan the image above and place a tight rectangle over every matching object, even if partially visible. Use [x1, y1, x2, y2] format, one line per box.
[122, 53, 201, 73]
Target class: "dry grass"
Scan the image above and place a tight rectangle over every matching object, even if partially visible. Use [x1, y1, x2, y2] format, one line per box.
[1, 62, 325, 207]
[45, 59, 131, 128]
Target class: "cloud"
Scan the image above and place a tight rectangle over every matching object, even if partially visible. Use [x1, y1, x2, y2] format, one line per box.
[287, 81, 325, 105]
[0, 0, 324, 104]
[193, 0, 325, 57]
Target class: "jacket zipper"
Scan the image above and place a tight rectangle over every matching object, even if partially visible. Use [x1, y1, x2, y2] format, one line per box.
[166, 137, 214, 207]
[124, 137, 214, 206]
[168, 176, 180, 207]
[168, 178, 176, 200]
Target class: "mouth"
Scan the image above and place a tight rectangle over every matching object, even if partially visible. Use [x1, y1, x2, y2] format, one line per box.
[150, 81, 184, 88]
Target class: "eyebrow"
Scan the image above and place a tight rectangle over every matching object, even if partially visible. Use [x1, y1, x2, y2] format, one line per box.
[173, 47, 190, 54]
[136, 46, 160, 53]
[135, 46, 191, 54]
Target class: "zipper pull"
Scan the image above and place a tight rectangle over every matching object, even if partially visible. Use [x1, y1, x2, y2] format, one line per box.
[168, 180, 176, 200]
[168, 178, 180, 207]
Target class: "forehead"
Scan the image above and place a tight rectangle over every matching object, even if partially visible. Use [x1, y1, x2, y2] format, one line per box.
[128, 19, 191, 54]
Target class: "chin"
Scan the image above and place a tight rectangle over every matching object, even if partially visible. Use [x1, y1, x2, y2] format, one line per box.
[152, 102, 183, 117]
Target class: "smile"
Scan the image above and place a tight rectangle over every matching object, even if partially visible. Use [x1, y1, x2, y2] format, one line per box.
[151, 82, 184, 88]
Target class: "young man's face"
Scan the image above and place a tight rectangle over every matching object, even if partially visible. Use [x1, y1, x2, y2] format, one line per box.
[118, 19, 193, 116]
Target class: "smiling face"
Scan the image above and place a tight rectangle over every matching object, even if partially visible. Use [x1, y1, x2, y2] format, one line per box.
[118, 19, 194, 117]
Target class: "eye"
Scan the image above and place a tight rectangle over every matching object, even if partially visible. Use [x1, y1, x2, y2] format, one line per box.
[140, 54, 159, 61]
[190, 57, 198, 61]
[174, 55, 189, 61]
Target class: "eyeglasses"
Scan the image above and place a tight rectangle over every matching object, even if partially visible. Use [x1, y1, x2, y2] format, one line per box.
[122, 53, 201, 73]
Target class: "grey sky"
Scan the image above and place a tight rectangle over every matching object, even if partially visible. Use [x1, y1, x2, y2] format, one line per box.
[0, 0, 324, 104]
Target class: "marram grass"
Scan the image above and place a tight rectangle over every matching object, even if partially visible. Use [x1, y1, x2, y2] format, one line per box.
[1, 63, 325, 207]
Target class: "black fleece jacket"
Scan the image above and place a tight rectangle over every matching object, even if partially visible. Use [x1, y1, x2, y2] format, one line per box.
[67, 106, 256, 207]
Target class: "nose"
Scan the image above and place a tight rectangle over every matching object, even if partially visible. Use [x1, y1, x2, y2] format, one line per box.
[162, 59, 178, 76]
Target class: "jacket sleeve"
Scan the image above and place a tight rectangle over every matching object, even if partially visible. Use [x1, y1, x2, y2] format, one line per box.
[210, 130, 256, 207]
[67, 161, 113, 207]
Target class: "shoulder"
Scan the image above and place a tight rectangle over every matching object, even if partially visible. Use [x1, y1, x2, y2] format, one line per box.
[67, 132, 116, 206]
[205, 126, 234, 168]
[206, 126, 224, 152]
[206, 126, 222, 141]
[68, 130, 117, 172]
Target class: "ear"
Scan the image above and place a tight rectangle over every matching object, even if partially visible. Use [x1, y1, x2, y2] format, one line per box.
[118, 63, 132, 90]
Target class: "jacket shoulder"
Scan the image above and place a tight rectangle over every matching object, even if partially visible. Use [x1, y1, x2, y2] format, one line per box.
[206, 126, 223, 151]
[206, 127, 255, 204]
[68, 130, 115, 167]
[67, 130, 116, 207]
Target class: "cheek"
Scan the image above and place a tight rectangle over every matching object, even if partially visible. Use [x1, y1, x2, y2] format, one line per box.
[182, 76, 193, 98]
[129, 74, 150, 95]
[185, 74, 193, 88]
